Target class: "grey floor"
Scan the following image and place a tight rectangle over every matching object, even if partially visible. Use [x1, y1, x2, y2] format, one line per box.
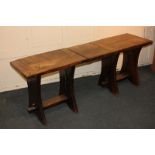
[0, 65, 155, 129]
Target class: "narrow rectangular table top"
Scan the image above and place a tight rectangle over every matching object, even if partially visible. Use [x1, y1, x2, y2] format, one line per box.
[10, 33, 153, 79]
[93, 33, 152, 52]
[11, 49, 86, 78]
[70, 43, 114, 61]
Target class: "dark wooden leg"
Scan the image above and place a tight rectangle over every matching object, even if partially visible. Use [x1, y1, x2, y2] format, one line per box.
[27, 76, 47, 125]
[66, 66, 78, 112]
[120, 48, 141, 85]
[59, 70, 66, 95]
[120, 52, 128, 74]
[151, 48, 155, 72]
[98, 53, 119, 95]
[98, 57, 111, 86]
[59, 67, 78, 112]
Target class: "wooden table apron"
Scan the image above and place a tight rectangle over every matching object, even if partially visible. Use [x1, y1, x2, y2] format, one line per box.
[10, 33, 153, 125]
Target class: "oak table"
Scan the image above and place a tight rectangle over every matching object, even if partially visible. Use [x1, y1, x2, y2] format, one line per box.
[10, 33, 152, 125]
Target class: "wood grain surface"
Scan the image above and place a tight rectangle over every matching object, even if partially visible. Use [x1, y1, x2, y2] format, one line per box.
[70, 43, 114, 61]
[11, 49, 86, 78]
[10, 33, 153, 79]
[92, 33, 152, 52]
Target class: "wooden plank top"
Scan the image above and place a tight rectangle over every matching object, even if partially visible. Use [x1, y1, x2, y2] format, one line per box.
[10, 33, 153, 79]
[92, 33, 153, 52]
[70, 43, 114, 61]
[10, 49, 86, 78]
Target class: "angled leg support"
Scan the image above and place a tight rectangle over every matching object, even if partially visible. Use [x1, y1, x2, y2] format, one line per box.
[59, 66, 78, 112]
[98, 53, 119, 95]
[120, 48, 141, 85]
[27, 76, 47, 125]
